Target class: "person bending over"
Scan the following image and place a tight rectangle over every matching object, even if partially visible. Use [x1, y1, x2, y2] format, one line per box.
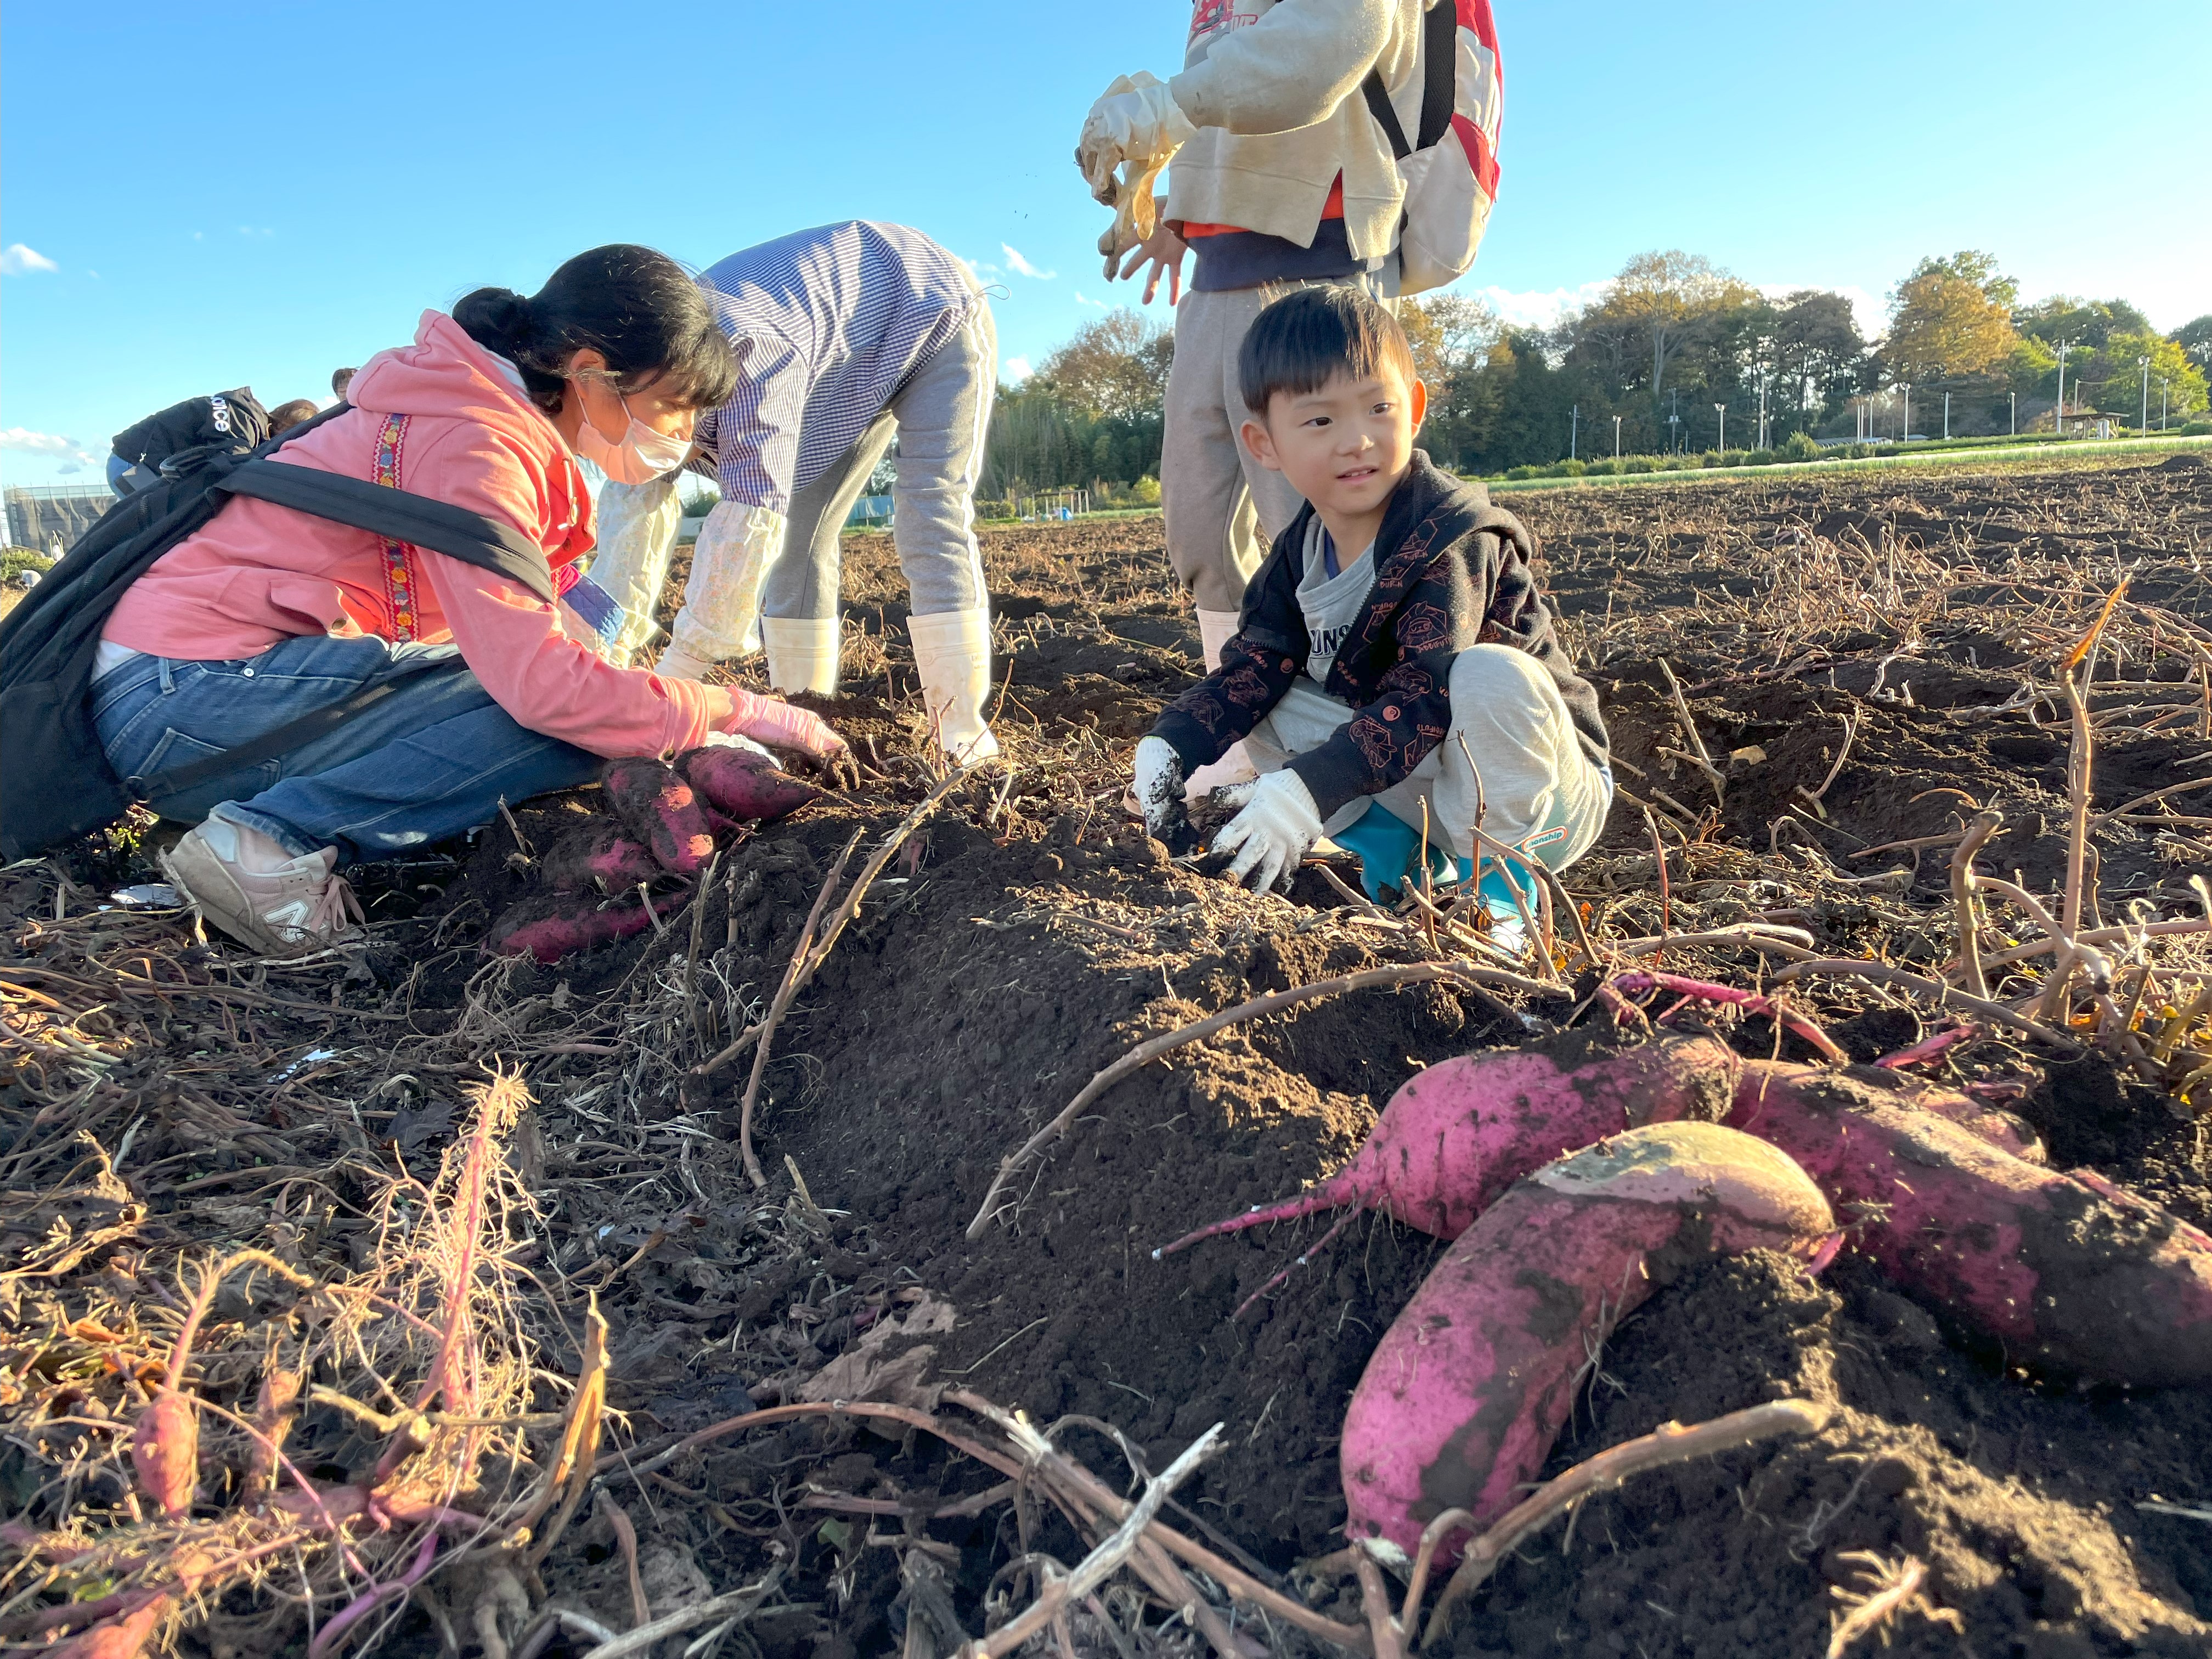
[1128, 286, 1610, 944]
[588, 221, 1001, 764]
[92, 244, 845, 955]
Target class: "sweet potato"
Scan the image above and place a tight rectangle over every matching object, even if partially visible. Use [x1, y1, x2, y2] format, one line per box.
[1727, 1062, 2212, 1386]
[489, 891, 687, 963]
[676, 744, 822, 822]
[1341, 1122, 1834, 1557]
[540, 820, 662, 895]
[1871, 1068, 2045, 1162]
[1159, 1029, 1742, 1256]
[601, 757, 714, 876]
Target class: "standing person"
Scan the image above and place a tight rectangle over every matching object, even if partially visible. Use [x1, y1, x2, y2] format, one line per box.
[590, 221, 1001, 764]
[76, 245, 845, 953]
[109, 387, 273, 496]
[1080, 0, 1503, 789]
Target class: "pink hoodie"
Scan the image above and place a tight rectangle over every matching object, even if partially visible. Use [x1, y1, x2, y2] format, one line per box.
[101, 312, 729, 758]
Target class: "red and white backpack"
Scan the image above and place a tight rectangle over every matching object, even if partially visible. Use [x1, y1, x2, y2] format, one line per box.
[1361, 0, 1504, 296]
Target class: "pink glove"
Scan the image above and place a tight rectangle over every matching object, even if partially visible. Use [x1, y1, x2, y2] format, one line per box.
[722, 689, 845, 760]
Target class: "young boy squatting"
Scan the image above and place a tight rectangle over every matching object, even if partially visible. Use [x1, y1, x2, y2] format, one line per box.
[1129, 287, 1613, 936]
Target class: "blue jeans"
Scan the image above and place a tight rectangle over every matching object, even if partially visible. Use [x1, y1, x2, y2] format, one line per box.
[92, 635, 601, 865]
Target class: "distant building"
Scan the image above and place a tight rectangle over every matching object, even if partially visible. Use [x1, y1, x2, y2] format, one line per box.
[5, 484, 117, 552]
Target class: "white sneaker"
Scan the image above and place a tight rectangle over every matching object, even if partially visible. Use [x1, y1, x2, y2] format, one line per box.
[161, 820, 363, 954]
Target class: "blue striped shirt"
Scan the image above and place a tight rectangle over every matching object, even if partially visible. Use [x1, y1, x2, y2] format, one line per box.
[693, 221, 978, 514]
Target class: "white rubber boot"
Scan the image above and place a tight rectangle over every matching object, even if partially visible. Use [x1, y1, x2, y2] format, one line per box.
[1184, 606, 1257, 798]
[763, 616, 842, 696]
[652, 645, 715, 682]
[907, 607, 1001, 766]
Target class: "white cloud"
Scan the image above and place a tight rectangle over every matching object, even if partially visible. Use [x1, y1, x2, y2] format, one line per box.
[1001, 243, 1057, 281]
[1074, 290, 1111, 310]
[1003, 356, 1034, 382]
[238, 226, 275, 238]
[1472, 280, 1610, 330]
[0, 427, 101, 470]
[0, 243, 59, 276]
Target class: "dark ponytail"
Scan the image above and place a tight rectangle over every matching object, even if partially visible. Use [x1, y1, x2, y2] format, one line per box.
[454, 244, 737, 415]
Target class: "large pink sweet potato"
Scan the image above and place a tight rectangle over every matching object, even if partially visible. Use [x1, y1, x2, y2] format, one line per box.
[1159, 1030, 1742, 1256]
[541, 819, 662, 895]
[602, 757, 714, 876]
[1727, 1062, 2212, 1386]
[490, 891, 687, 964]
[676, 745, 822, 822]
[1341, 1122, 1834, 1557]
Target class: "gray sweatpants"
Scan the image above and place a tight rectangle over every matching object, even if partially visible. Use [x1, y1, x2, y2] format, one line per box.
[1163, 274, 1391, 613]
[589, 296, 996, 653]
[1243, 645, 1614, 869]
[768, 295, 997, 621]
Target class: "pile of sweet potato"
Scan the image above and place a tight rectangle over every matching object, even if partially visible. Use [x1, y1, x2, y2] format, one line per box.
[489, 746, 824, 963]
[1162, 1028, 2212, 1565]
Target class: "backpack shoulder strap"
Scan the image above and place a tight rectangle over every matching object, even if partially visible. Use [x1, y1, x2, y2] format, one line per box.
[211, 460, 556, 604]
[1415, 0, 1458, 151]
[1363, 2, 1460, 161]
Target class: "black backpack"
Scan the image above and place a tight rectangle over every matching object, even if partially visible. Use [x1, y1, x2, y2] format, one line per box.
[0, 408, 558, 861]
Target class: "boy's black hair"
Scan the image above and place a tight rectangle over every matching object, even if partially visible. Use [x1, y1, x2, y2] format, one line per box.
[1238, 285, 1415, 417]
[452, 245, 740, 417]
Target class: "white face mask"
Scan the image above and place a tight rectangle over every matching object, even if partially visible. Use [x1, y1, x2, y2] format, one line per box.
[571, 378, 690, 485]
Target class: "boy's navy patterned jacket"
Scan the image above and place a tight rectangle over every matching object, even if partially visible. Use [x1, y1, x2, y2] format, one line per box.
[1149, 452, 1608, 820]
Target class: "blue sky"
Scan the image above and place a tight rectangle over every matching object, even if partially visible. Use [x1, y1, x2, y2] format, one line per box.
[4, 1, 2208, 489]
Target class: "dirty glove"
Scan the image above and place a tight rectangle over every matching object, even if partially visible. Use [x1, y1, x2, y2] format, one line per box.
[721, 689, 846, 764]
[1076, 72, 1195, 203]
[1132, 736, 1192, 849]
[1211, 769, 1322, 894]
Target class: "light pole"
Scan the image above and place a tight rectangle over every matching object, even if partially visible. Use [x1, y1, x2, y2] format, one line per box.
[2053, 336, 2072, 437]
[2010, 391, 2017, 437]
[2161, 377, 2170, 430]
[1715, 403, 1726, 452]
[1758, 377, 1769, 449]
[1613, 414, 1623, 459]
[2140, 356, 2152, 435]
[1943, 390, 1951, 441]
[1900, 383, 1911, 442]
[1667, 413, 1680, 453]
[1570, 404, 1579, 460]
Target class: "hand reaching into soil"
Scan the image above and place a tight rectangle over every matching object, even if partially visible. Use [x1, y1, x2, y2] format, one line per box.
[1132, 736, 1194, 853]
[1209, 770, 1321, 893]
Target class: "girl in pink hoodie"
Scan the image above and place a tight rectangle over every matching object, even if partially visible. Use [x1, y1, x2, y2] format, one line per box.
[92, 244, 847, 955]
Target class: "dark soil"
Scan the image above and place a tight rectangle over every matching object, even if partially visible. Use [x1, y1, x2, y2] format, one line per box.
[10, 457, 2212, 1658]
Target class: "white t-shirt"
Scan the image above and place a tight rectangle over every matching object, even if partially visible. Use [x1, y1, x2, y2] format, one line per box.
[1295, 519, 1377, 686]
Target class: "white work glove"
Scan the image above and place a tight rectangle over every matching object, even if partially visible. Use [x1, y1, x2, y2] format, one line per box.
[1132, 736, 1190, 847]
[1076, 73, 1195, 204]
[668, 500, 787, 665]
[1211, 769, 1322, 894]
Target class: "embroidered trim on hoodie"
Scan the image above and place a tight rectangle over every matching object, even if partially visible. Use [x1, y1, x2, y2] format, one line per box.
[371, 413, 419, 641]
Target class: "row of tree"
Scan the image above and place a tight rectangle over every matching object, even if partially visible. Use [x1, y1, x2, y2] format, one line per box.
[983, 252, 2211, 489]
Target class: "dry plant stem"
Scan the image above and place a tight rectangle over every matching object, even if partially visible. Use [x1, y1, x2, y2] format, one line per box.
[1798, 710, 1861, 807]
[735, 832, 859, 1188]
[1656, 658, 1720, 802]
[955, 1425, 1222, 1659]
[1421, 1400, 1830, 1646]
[1977, 915, 2211, 972]
[1610, 925, 1815, 960]
[522, 1294, 608, 1564]
[964, 961, 1555, 1239]
[1772, 960, 2082, 1052]
[685, 848, 721, 1051]
[700, 774, 963, 1080]
[1397, 1511, 1476, 1628]
[2047, 665, 2095, 1024]
[1949, 810, 2007, 1000]
[577, 1576, 780, 1659]
[1353, 1554, 1408, 1659]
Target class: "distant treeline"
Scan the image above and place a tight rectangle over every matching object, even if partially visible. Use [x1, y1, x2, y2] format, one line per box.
[981, 251, 2211, 491]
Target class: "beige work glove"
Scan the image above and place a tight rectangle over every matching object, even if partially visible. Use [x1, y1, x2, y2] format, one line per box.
[1076, 72, 1195, 204]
